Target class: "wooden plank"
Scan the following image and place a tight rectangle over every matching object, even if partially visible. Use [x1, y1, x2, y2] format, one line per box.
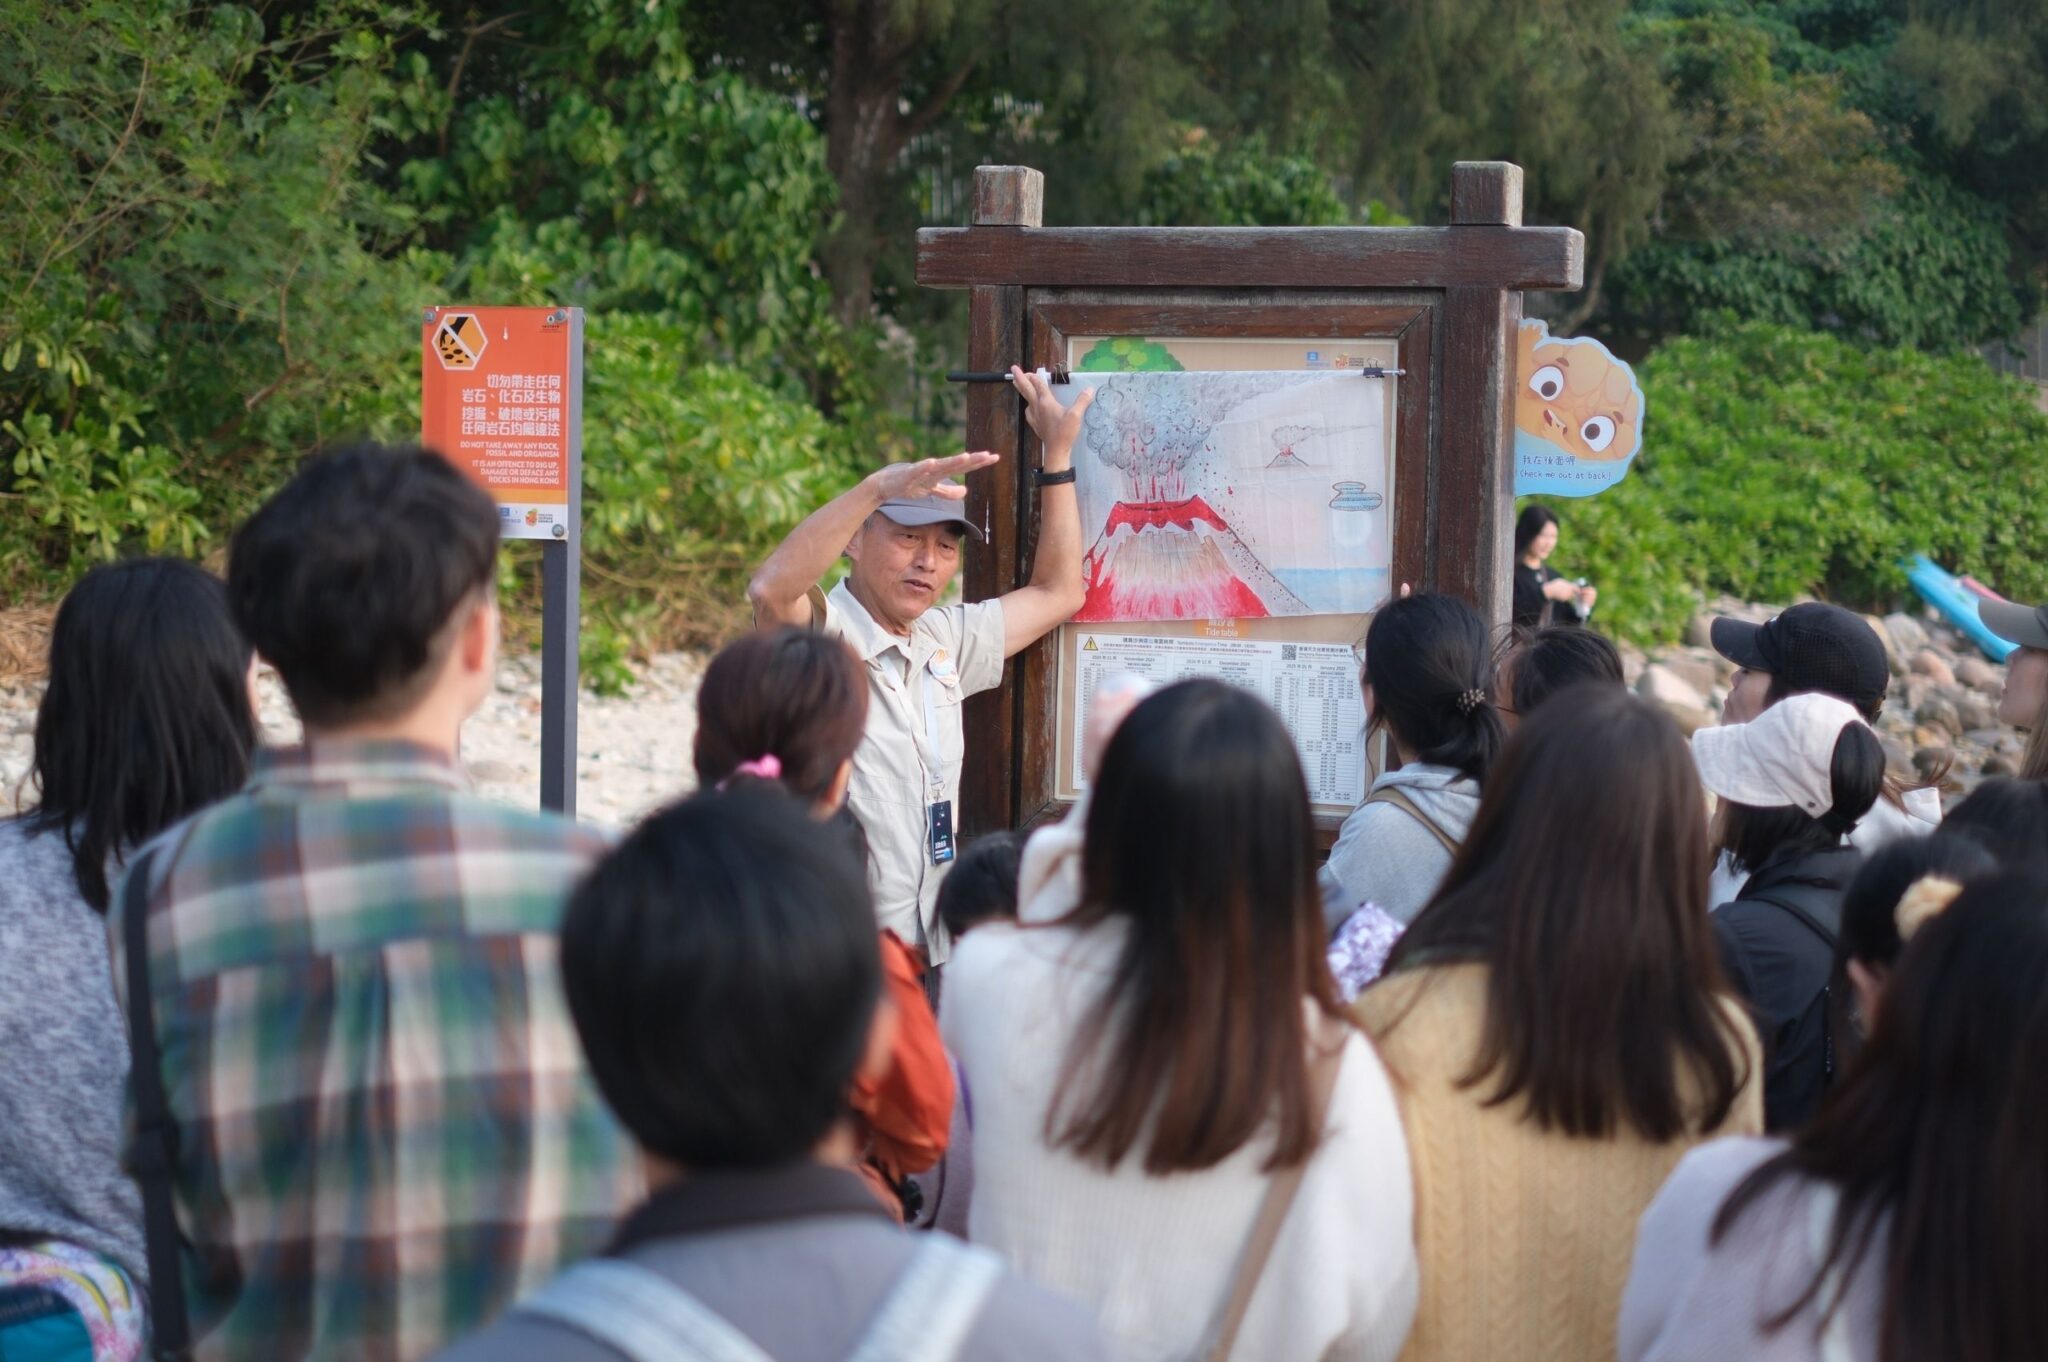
[960, 283, 1027, 838]
[917, 225, 1583, 292]
[1450, 161, 1524, 227]
[1434, 285, 1520, 626]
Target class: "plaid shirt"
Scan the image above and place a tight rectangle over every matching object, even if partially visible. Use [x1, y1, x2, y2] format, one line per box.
[110, 741, 639, 1361]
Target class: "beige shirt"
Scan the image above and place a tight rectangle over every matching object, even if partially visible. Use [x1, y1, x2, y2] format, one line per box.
[815, 577, 1005, 964]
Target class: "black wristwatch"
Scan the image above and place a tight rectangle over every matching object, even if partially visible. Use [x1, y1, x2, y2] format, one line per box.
[1033, 467, 1077, 487]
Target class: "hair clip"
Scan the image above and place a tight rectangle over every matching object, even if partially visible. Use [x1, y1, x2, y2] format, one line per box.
[1454, 688, 1486, 715]
[1894, 874, 1963, 942]
[718, 754, 782, 790]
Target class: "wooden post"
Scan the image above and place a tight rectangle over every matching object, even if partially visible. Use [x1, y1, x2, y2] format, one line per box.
[1437, 161, 1525, 626]
[959, 166, 1041, 836]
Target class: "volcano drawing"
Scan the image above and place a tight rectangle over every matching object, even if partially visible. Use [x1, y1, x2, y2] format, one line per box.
[1054, 368, 1394, 622]
[1078, 496, 1310, 622]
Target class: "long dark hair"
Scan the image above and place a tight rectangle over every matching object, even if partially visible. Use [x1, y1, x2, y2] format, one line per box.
[24, 559, 258, 910]
[1384, 685, 1750, 1140]
[1514, 503, 1558, 559]
[1830, 833, 1997, 1057]
[693, 629, 868, 806]
[1716, 724, 1886, 877]
[1052, 680, 1342, 1174]
[1713, 871, 2048, 1362]
[1936, 776, 2048, 868]
[1363, 593, 1505, 782]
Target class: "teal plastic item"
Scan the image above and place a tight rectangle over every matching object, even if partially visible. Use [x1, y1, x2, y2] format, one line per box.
[1906, 554, 2018, 663]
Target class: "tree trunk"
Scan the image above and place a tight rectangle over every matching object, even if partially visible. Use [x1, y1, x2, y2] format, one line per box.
[820, 0, 981, 327]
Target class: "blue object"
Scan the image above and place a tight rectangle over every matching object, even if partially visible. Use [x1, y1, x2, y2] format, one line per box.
[1905, 554, 2018, 663]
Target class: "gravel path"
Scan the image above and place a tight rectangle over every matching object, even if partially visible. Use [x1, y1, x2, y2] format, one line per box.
[1, 651, 708, 829]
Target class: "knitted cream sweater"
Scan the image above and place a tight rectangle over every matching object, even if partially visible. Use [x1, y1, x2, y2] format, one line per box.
[1353, 964, 1762, 1362]
[943, 902, 1420, 1362]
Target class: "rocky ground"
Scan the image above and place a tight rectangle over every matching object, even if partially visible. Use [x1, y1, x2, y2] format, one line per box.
[1627, 597, 2021, 797]
[0, 598, 2020, 827]
[2, 652, 707, 829]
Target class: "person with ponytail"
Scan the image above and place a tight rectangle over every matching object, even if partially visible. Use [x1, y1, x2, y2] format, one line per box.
[692, 628, 954, 1219]
[1694, 694, 1886, 1130]
[1323, 593, 1506, 929]
[1622, 870, 2048, 1362]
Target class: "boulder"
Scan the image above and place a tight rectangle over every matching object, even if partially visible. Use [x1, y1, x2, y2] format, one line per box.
[1685, 614, 1717, 650]
[1909, 649, 1957, 688]
[1654, 649, 1724, 698]
[1637, 664, 1713, 734]
[1984, 755, 2018, 778]
[1913, 746, 1953, 781]
[1883, 612, 1930, 660]
[1955, 656, 2004, 693]
[1954, 692, 1998, 733]
[1915, 695, 1962, 738]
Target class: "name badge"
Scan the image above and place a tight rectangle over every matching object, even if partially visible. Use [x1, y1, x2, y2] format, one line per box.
[928, 800, 956, 865]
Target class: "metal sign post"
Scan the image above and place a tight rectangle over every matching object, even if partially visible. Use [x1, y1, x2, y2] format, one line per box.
[421, 305, 585, 814]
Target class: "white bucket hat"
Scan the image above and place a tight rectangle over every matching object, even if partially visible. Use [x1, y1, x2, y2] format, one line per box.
[1692, 692, 1867, 816]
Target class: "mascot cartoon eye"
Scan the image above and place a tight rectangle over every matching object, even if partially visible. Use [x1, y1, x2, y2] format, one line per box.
[1527, 365, 1565, 401]
[1580, 415, 1617, 453]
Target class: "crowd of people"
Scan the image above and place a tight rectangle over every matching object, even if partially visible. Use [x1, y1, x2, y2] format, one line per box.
[0, 435, 2045, 1362]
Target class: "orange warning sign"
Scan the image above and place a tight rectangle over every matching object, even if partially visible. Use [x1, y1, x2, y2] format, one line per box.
[421, 305, 581, 542]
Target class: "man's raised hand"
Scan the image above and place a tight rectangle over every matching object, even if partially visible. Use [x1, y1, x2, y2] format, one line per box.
[1011, 366, 1092, 461]
[871, 450, 1001, 502]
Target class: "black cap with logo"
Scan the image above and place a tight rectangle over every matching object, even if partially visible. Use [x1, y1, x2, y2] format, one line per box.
[1710, 602, 1892, 710]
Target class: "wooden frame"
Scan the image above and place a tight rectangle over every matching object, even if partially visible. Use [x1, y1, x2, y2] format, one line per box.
[919, 162, 1584, 836]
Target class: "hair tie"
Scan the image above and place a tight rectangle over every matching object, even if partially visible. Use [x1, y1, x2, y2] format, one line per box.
[718, 754, 782, 790]
[1454, 688, 1486, 716]
[1895, 875, 1963, 943]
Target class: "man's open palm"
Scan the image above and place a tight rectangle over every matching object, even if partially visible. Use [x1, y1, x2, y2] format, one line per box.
[873, 450, 1001, 502]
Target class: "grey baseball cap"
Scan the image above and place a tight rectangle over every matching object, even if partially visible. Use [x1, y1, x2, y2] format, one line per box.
[877, 488, 982, 542]
[1981, 598, 2048, 650]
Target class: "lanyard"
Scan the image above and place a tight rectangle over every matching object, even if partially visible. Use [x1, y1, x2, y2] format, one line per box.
[915, 652, 949, 803]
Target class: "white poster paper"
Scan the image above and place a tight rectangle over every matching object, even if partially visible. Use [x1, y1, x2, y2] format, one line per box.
[1073, 632, 1366, 806]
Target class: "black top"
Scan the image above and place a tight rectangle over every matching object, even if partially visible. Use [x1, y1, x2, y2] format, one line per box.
[1512, 562, 1582, 631]
[1711, 843, 1863, 1133]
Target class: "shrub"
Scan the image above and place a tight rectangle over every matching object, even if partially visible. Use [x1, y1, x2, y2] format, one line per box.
[1540, 321, 2048, 643]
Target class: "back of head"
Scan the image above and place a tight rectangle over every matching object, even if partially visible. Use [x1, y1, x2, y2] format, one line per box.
[1363, 592, 1505, 781]
[1391, 684, 1747, 1140]
[1838, 834, 1998, 972]
[693, 629, 868, 806]
[936, 829, 1025, 940]
[561, 790, 880, 1169]
[1716, 721, 1888, 877]
[1514, 503, 1558, 558]
[1062, 679, 1335, 1173]
[1720, 870, 2048, 1362]
[28, 559, 257, 910]
[228, 444, 499, 728]
[1509, 626, 1625, 719]
[1937, 777, 2048, 870]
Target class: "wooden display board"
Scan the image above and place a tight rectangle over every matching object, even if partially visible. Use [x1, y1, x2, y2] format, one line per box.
[915, 162, 1583, 837]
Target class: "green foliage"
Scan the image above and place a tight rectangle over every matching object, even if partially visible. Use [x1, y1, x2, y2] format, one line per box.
[1549, 321, 2048, 642]
[1135, 133, 1352, 228]
[1607, 166, 2026, 349]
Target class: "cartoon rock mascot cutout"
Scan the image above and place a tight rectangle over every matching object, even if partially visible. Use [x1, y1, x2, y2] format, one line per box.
[1513, 320, 1644, 496]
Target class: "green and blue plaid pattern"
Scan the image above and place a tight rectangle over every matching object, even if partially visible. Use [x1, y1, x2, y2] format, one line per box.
[110, 741, 638, 1361]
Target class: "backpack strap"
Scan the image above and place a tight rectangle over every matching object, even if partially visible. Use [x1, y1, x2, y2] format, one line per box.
[1742, 889, 1840, 1083]
[118, 845, 195, 1362]
[516, 1259, 779, 1362]
[844, 1236, 1004, 1362]
[1364, 786, 1459, 857]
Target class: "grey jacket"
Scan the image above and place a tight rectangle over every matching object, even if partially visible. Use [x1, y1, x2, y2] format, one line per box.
[431, 1163, 1106, 1362]
[1320, 764, 1482, 932]
[0, 818, 147, 1288]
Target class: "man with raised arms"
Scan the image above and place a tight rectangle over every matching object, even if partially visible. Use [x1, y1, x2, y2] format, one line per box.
[749, 367, 1091, 966]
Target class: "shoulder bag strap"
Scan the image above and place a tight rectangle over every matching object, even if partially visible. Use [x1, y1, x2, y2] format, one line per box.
[119, 845, 193, 1362]
[517, 1259, 779, 1362]
[845, 1236, 1005, 1362]
[1742, 889, 1839, 949]
[1199, 1017, 1348, 1362]
[1364, 786, 1459, 857]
